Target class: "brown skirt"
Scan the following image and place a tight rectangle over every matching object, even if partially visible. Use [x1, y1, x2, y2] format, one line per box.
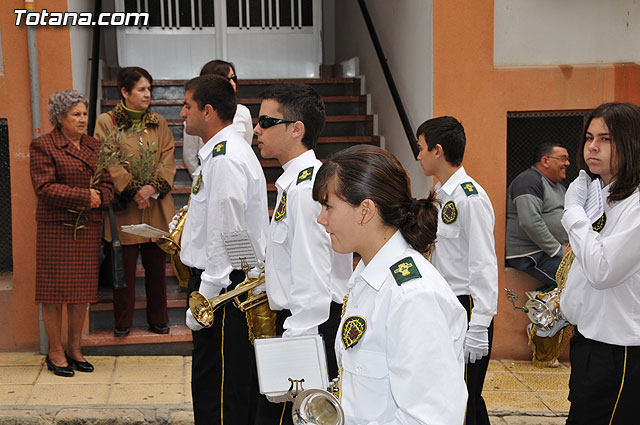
[35, 218, 102, 304]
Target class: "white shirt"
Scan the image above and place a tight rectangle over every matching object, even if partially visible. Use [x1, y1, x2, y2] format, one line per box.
[265, 149, 352, 337]
[182, 104, 254, 175]
[560, 183, 640, 346]
[180, 125, 269, 293]
[337, 231, 467, 425]
[432, 166, 498, 327]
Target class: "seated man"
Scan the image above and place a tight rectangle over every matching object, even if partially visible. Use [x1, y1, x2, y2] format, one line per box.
[505, 141, 570, 292]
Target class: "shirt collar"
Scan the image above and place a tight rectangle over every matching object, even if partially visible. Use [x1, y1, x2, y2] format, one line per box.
[198, 124, 234, 163]
[436, 165, 467, 195]
[350, 230, 411, 291]
[275, 149, 317, 190]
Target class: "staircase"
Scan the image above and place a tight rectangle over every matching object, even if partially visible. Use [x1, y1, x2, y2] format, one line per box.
[83, 77, 380, 355]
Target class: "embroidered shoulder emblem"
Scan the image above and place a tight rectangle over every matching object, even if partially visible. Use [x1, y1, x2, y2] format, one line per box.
[390, 256, 422, 285]
[192, 173, 203, 194]
[591, 213, 606, 233]
[461, 182, 478, 196]
[297, 166, 314, 184]
[441, 200, 458, 224]
[212, 141, 226, 157]
[341, 316, 366, 349]
[274, 191, 287, 222]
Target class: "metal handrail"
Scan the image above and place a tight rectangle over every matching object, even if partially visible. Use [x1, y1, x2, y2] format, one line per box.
[357, 0, 419, 158]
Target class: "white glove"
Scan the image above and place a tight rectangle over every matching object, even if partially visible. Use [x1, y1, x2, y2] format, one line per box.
[185, 279, 221, 332]
[266, 393, 289, 404]
[463, 324, 489, 364]
[564, 170, 591, 211]
[185, 308, 204, 332]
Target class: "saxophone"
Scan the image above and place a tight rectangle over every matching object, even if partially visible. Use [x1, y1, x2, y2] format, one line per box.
[157, 205, 191, 288]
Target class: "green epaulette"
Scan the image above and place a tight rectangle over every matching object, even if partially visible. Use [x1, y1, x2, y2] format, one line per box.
[461, 181, 478, 196]
[390, 256, 422, 285]
[212, 141, 227, 157]
[297, 166, 314, 184]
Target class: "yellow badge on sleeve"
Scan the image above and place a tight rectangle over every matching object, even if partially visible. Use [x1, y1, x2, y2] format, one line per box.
[390, 256, 422, 285]
[441, 200, 458, 224]
[192, 173, 203, 194]
[212, 141, 226, 157]
[274, 191, 287, 222]
[297, 166, 314, 184]
[591, 213, 606, 232]
[461, 182, 478, 196]
[341, 316, 366, 349]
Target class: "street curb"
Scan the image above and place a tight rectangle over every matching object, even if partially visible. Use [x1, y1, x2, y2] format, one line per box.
[0, 408, 194, 425]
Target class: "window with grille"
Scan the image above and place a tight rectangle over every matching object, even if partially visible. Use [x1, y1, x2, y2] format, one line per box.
[0, 119, 12, 273]
[506, 111, 588, 189]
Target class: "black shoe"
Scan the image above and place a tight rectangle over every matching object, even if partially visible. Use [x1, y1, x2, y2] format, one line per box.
[65, 353, 94, 373]
[45, 356, 74, 377]
[148, 324, 170, 334]
[114, 327, 130, 337]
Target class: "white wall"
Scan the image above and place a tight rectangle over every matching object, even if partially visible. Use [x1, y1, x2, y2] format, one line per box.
[67, 0, 93, 95]
[495, 0, 640, 66]
[333, 0, 433, 197]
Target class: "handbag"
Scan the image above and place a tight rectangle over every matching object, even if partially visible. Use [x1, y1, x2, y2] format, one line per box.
[99, 204, 127, 289]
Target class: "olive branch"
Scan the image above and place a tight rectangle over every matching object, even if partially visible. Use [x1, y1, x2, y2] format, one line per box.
[65, 127, 131, 240]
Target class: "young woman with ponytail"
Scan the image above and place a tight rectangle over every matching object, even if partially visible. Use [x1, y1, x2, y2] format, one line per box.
[312, 144, 468, 425]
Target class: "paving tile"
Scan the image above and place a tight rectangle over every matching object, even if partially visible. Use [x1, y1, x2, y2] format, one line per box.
[26, 383, 109, 405]
[490, 417, 508, 425]
[514, 372, 570, 392]
[0, 353, 44, 366]
[488, 360, 509, 372]
[108, 383, 186, 405]
[483, 372, 530, 391]
[536, 390, 571, 413]
[116, 355, 184, 366]
[502, 360, 569, 373]
[114, 363, 184, 384]
[36, 356, 115, 384]
[484, 391, 550, 413]
[502, 416, 567, 424]
[0, 384, 31, 405]
[0, 365, 42, 384]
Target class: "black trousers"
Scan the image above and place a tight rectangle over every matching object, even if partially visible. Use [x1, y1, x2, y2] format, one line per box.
[567, 329, 640, 425]
[254, 301, 343, 425]
[458, 295, 493, 425]
[189, 269, 259, 425]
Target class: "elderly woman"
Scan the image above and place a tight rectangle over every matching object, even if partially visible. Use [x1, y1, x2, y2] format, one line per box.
[182, 59, 253, 175]
[30, 90, 114, 377]
[94, 67, 176, 337]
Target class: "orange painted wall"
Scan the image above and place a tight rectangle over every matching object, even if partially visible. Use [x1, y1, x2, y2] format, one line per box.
[433, 0, 640, 359]
[0, 0, 73, 351]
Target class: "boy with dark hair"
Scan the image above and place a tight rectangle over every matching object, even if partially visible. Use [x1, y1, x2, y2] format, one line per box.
[416, 116, 498, 425]
[253, 83, 352, 424]
[180, 74, 269, 425]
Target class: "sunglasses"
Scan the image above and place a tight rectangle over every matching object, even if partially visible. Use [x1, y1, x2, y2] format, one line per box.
[227, 75, 238, 84]
[258, 115, 298, 129]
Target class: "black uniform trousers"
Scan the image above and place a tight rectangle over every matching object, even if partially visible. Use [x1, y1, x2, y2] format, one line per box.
[254, 301, 342, 425]
[567, 329, 640, 425]
[188, 268, 259, 425]
[458, 294, 493, 425]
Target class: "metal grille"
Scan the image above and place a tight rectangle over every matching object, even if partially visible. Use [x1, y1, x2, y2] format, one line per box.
[0, 119, 13, 273]
[506, 111, 588, 188]
[124, 0, 312, 29]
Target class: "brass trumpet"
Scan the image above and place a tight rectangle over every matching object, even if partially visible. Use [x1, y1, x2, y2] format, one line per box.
[189, 269, 276, 343]
[157, 205, 190, 288]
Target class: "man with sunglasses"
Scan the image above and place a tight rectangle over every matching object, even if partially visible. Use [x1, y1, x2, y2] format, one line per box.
[179, 74, 269, 425]
[253, 83, 352, 425]
[506, 141, 570, 293]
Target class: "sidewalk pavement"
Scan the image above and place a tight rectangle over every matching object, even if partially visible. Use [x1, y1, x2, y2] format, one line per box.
[0, 352, 569, 424]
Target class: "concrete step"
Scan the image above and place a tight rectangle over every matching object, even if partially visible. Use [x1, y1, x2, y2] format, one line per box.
[101, 77, 363, 100]
[101, 95, 368, 118]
